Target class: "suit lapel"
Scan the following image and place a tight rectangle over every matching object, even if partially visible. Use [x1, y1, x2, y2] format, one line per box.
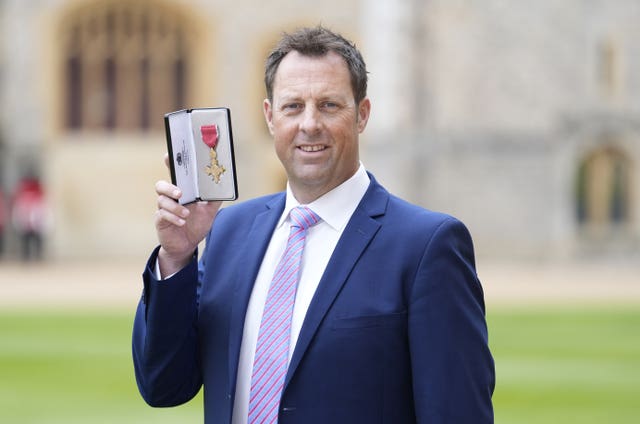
[227, 195, 285, 393]
[284, 179, 389, 387]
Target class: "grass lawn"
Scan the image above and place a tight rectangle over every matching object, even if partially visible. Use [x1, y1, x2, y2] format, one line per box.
[1, 305, 639, 423]
[0, 309, 201, 424]
[488, 305, 640, 423]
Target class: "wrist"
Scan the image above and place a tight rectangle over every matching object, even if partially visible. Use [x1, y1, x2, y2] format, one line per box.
[157, 247, 195, 278]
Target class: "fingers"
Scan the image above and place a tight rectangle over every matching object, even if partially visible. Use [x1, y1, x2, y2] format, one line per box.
[164, 153, 170, 169]
[156, 194, 190, 226]
[155, 180, 189, 226]
[155, 180, 180, 199]
[154, 180, 222, 230]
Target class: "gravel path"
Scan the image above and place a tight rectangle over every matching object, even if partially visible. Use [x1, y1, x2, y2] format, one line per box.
[1, 258, 639, 309]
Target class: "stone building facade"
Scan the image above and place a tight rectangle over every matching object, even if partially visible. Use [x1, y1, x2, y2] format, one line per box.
[362, 0, 640, 260]
[1, 0, 638, 261]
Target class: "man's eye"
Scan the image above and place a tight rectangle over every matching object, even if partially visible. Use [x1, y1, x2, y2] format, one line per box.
[322, 102, 339, 109]
[283, 103, 301, 111]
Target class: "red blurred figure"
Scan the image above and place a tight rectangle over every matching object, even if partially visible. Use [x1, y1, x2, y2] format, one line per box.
[12, 176, 48, 261]
[0, 187, 6, 257]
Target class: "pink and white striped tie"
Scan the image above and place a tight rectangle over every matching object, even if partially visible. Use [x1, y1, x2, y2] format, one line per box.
[248, 206, 320, 423]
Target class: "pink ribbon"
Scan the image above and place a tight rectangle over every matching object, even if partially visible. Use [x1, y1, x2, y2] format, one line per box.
[200, 124, 219, 149]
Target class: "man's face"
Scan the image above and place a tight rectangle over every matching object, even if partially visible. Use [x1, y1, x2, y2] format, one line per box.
[264, 50, 370, 203]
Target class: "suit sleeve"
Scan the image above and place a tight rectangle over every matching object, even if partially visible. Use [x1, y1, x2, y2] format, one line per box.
[409, 217, 495, 423]
[131, 246, 203, 407]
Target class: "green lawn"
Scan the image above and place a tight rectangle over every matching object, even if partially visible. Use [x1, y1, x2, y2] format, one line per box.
[0, 309, 201, 424]
[488, 306, 640, 423]
[1, 306, 639, 423]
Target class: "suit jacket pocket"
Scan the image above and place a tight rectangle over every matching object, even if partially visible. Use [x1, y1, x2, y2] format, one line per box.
[331, 311, 407, 330]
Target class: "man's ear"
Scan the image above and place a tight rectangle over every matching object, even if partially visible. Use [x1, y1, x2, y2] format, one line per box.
[263, 98, 274, 135]
[357, 97, 371, 133]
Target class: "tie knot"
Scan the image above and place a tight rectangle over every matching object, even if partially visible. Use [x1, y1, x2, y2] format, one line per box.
[289, 206, 320, 230]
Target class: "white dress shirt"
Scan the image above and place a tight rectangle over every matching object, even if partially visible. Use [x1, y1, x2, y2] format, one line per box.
[231, 164, 370, 424]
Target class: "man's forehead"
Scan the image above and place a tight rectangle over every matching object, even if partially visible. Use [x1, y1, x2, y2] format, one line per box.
[273, 51, 350, 85]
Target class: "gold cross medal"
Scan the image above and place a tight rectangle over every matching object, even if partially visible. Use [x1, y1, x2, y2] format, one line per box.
[200, 124, 226, 183]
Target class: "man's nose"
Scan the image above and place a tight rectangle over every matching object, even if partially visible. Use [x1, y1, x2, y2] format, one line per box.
[300, 106, 321, 134]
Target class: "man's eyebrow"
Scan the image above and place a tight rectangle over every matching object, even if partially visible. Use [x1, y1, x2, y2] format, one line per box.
[279, 91, 348, 100]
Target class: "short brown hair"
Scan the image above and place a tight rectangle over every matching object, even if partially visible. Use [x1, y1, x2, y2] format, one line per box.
[264, 26, 368, 104]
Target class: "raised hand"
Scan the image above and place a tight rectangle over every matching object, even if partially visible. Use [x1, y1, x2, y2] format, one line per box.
[154, 156, 221, 277]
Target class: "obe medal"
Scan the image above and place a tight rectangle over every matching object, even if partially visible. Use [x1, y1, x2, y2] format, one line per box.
[201, 124, 226, 183]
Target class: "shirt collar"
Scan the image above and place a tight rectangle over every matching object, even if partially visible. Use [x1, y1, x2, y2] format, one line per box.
[277, 163, 371, 231]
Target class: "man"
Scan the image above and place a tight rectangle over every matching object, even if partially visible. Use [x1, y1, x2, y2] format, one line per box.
[133, 26, 495, 423]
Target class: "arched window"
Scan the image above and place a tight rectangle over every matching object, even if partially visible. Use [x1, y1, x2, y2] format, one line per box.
[575, 146, 632, 228]
[60, 1, 193, 132]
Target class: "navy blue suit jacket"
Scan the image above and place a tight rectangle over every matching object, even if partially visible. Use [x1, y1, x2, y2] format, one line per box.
[133, 174, 495, 423]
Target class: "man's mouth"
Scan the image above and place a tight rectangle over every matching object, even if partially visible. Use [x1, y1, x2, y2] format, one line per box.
[298, 145, 326, 152]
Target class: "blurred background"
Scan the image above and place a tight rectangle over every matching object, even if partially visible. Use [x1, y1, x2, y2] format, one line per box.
[0, 0, 638, 423]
